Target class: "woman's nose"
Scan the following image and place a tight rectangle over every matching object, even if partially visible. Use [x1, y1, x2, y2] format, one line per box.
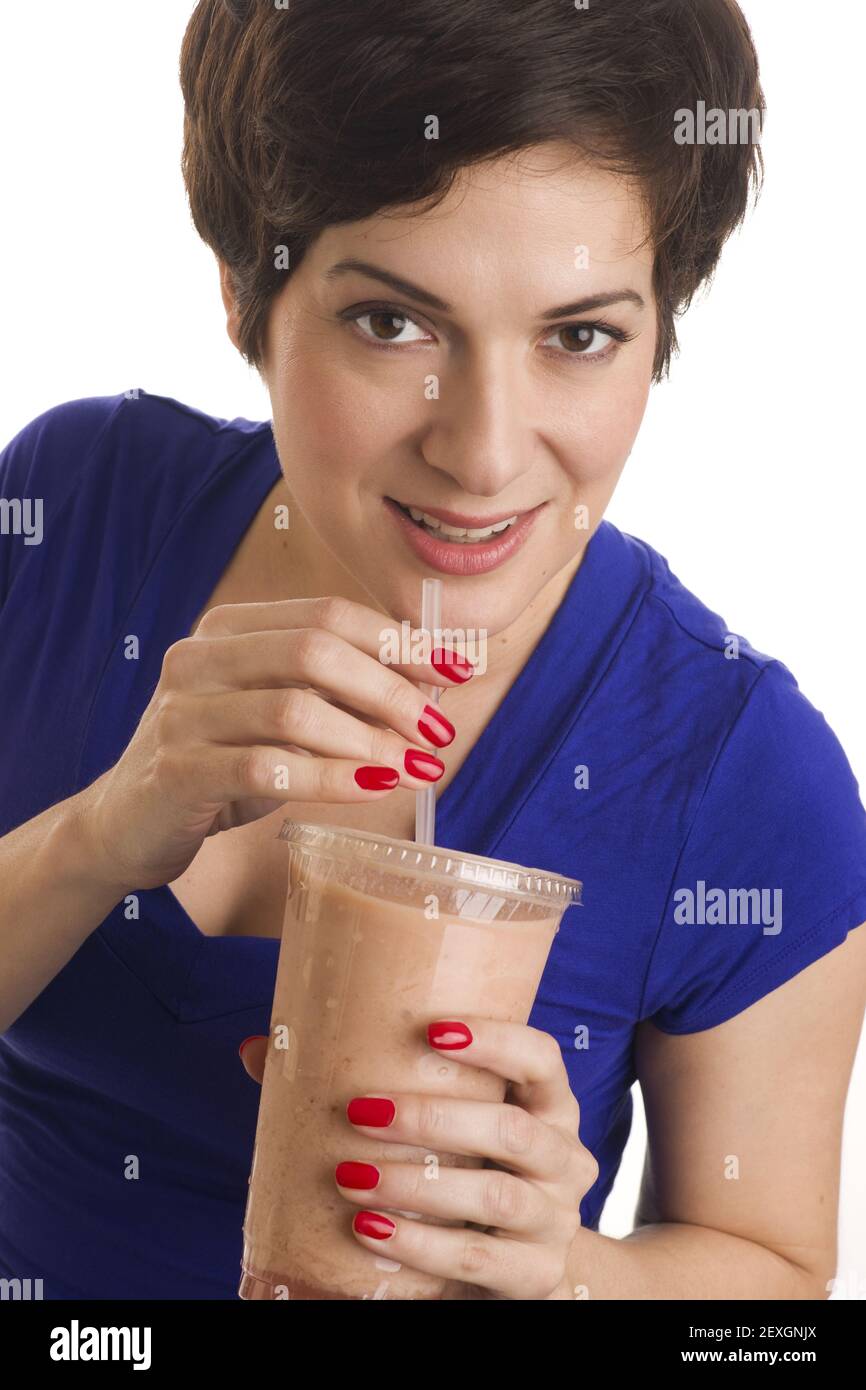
[422, 349, 535, 497]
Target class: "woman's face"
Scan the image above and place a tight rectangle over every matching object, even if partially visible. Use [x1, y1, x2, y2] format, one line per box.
[240, 143, 656, 634]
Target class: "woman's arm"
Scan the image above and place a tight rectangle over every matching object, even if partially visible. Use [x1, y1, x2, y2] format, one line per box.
[0, 774, 131, 1034]
[558, 920, 866, 1300]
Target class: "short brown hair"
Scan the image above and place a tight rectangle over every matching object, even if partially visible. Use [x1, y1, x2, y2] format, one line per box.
[180, 0, 764, 381]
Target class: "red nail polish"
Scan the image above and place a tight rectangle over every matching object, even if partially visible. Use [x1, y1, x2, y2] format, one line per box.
[335, 1161, 380, 1190]
[430, 648, 476, 683]
[354, 765, 400, 790]
[428, 1021, 473, 1049]
[418, 703, 455, 747]
[354, 1211, 395, 1240]
[347, 1096, 395, 1127]
[404, 748, 445, 781]
[238, 1035, 265, 1059]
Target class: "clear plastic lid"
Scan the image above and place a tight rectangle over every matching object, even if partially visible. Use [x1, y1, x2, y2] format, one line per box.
[278, 819, 582, 910]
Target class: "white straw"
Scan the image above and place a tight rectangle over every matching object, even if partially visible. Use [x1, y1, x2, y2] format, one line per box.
[414, 577, 442, 845]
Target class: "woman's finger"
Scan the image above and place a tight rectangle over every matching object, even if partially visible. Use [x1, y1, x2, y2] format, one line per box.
[425, 1018, 583, 1139]
[238, 1036, 267, 1083]
[191, 594, 477, 688]
[157, 740, 410, 808]
[334, 1155, 554, 1237]
[349, 1211, 566, 1301]
[162, 628, 459, 751]
[159, 687, 445, 789]
[346, 1089, 572, 1186]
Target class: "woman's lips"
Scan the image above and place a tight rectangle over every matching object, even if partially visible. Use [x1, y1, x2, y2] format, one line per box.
[383, 496, 545, 576]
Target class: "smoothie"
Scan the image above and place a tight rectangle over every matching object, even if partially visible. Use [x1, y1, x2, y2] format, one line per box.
[239, 822, 581, 1301]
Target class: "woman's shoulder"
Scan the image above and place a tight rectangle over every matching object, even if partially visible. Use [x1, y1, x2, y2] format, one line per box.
[588, 524, 795, 777]
[601, 524, 864, 855]
[617, 524, 777, 673]
[0, 389, 273, 605]
[0, 388, 271, 499]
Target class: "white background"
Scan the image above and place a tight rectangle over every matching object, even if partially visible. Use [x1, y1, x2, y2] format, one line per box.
[1, 2, 864, 1296]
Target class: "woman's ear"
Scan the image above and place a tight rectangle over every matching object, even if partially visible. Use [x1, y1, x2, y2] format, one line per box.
[217, 257, 243, 355]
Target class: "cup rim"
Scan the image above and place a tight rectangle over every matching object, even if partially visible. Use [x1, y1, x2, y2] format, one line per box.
[276, 818, 583, 909]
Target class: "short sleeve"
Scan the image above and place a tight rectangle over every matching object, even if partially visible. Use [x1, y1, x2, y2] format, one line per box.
[0, 397, 122, 611]
[641, 661, 866, 1034]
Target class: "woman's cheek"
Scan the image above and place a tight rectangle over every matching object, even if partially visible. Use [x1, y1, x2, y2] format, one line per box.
[566, 378, 650, 479]
[556, 422, 632, 489]
[296, 349, 421, 450]
[272, 374, 374, 488]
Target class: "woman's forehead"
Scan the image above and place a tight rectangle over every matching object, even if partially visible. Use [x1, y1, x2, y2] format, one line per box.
[310, 155, 654, 292]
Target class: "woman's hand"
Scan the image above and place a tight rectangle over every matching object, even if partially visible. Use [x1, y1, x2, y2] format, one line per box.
[80, 595, 473, 892]
[238, 1019, 598, 1301]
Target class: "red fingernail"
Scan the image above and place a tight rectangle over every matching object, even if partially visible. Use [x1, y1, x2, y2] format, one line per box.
[238, 1035, 265, 1059]
[354, 765, 400, 790]
[404, 748, 445, 781]
[418, 703, 455, 747]
[430, 648, 475, 683]
[428, 1021, 473, 1049]
[354, 1211, 395, 1240]
[335, 1161, 381, 1190]
[347, 1096, 395, 1127]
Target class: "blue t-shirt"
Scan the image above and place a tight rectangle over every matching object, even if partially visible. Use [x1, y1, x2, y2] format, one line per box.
[2, 390, 866, 1300]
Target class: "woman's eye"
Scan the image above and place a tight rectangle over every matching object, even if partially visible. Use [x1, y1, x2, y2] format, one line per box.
[350, 309, 430, 345]
[345, 307, 625, 359]
[543, 323, 616, 360]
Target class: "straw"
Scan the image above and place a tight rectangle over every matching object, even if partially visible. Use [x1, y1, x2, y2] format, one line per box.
[414, 577, 442, 845]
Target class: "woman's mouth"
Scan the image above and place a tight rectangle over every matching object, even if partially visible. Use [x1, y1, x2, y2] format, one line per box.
[383, 497, 546, 575]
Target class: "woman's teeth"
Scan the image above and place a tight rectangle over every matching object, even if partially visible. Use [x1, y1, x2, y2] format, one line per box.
[405, 504, 518, 543]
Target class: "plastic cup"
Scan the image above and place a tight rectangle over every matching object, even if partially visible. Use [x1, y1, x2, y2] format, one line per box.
[239, 819, 582, 1301]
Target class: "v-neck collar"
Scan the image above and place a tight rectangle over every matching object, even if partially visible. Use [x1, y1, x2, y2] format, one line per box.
[77, 414, 650, 1020]
[433, 520, 651, 857]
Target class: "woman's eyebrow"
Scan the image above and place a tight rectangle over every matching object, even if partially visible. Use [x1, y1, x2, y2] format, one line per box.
[324, 257, 645, 319]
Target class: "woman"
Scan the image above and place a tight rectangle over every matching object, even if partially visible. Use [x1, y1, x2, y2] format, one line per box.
[1, 0, 865, 1302]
